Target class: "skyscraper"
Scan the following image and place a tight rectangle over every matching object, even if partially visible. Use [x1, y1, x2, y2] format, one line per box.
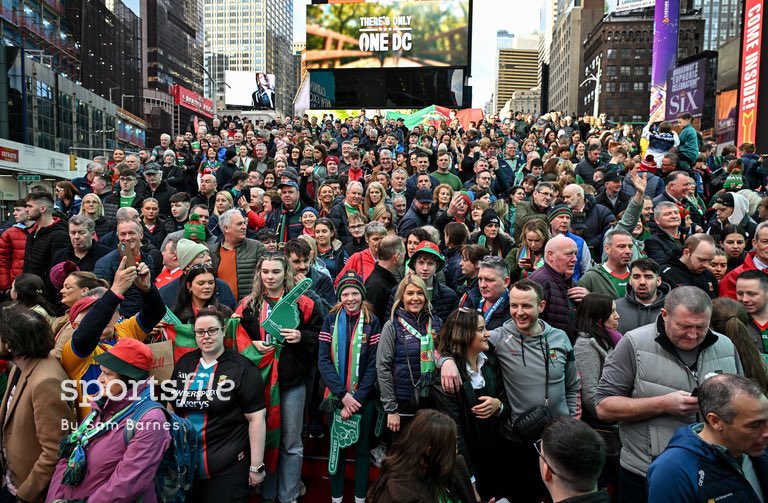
[204, 0, 294, 114]
[494, 34, 539, 114]
[142, 0, 205, 94]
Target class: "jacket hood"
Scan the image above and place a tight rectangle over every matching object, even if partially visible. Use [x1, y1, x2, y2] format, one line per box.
[624, 281, 670, 308]
[728, 192, 750, 226]
[665, 424, 719, 461]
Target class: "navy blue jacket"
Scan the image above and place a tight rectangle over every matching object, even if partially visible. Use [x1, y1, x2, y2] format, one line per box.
[648, 424, 768, 503]
[318, 311, 381, 405]
[386, 277, 457, 324]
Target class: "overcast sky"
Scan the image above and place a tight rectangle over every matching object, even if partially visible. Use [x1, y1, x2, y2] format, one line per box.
[293, 0, 542, 109]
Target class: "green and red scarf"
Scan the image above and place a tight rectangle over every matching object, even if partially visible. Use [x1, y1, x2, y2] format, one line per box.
[321, 310, 364, 411]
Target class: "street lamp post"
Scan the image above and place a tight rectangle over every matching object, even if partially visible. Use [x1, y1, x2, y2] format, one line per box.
[121, 94, 135, 109]
[580, 57, 602, 118]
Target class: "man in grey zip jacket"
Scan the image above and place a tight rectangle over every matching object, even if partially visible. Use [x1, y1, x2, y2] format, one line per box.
[595, 286, 743, 503]
[614, 258, 670, 334]
[439, 278, 580, 503]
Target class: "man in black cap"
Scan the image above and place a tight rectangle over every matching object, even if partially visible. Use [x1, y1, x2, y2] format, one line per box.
[397, 188, 433, 238]
[596, 171, 630, 217]
[140, 163, 177, 214]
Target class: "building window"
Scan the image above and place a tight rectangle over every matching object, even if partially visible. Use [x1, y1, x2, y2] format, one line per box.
[606, 48, 617, 60]
[635, 48, 645, 59]
[619, 82, 630, 92]
[620, 48, 631, 60]
[620, 66, 631, 76]
[633, 82, 644, 91]
[606, 65, 617, 77]
[634, 66, 645, 76]
[605, 82, 616, 92]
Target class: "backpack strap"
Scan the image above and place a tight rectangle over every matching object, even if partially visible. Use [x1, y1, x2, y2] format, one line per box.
[123, 400, 168, 444]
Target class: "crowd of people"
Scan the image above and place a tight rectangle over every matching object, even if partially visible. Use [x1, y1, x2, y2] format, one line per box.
[1, 108, 768, 503]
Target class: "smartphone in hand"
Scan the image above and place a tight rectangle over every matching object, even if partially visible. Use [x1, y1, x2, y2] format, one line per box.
[118, 243, 136, 268]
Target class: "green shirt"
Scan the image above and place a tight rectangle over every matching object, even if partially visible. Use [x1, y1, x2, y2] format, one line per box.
[119, 194, 136, 208]
[344, 202, 360, 215]
[603, 265, 629, 298]
[432, 171, 463, 191]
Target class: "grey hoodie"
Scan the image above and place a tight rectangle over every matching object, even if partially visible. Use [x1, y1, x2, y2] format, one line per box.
[614, 282, 670, 334]
[488, 318, 581, 441]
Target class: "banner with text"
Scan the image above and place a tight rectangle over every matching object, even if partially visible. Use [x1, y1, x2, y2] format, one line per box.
[170, 84, 214, 118]
[306, 0, 470, 70]
[648, 0, 680, 123]
[738, 0, 763, 145]
[665, 59, 706, 118]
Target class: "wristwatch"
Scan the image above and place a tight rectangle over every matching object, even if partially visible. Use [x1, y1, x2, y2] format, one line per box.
[250, 463, 266, 474]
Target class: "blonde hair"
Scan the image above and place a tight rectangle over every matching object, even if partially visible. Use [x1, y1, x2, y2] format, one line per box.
[79, 193, 104, 218]
[213, 190, 234, 216]
[390, 273, 433, 321]
[364, 181, 387, 215]
[432, 183, 454, 206]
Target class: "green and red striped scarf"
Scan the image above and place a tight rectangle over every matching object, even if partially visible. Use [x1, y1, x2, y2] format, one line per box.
[322, 310, 364, 410]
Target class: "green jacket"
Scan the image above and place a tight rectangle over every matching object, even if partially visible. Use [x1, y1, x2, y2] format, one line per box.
[677, 124, 699, 163]
[577, 264, 623, 299]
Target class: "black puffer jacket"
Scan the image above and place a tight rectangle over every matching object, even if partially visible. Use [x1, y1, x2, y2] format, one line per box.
[643, 229, 685, 266]
[23, 218, 70, 292]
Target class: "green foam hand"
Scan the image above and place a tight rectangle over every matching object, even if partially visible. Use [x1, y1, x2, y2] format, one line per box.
[478, 235, 487, 247]
[328, 409, 361, 475]
[262, 278, 313, 343]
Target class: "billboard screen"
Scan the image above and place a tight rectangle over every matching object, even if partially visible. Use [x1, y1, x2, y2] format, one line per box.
[170, 84, 214, 118]
[305, 0, 470, 70]
[225, 71, 276, 109]
[606, 0, 655, 14]
[665, 60, 706, 118]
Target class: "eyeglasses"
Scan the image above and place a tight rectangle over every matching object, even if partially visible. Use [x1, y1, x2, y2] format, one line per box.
[188, 264, 214, 273]
[194, 327, 221, 337]
[349, 224, 365, 230]
[534, 439, 575, 482]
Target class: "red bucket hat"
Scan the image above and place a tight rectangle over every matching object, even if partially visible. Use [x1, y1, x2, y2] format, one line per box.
[93, 338, 153, 381]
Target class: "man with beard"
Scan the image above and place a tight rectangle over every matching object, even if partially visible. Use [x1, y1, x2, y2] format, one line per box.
[614, 258, 669, 334]
[660, 234, 718, 299]
[578, 229, 634, 299]
[397, 188, 433, 238]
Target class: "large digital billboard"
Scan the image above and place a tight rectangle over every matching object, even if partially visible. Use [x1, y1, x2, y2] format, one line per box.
[665, 60, 706, 118]
[225, 71, 276, 109]
[305, 0, 470, 70]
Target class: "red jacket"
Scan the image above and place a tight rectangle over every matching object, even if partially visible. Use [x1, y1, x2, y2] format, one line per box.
[0, 224, 28, 291]
[720, 252, 767, 299]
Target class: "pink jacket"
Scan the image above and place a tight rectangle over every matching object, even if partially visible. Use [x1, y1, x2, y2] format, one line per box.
[46, 387, 171, 503]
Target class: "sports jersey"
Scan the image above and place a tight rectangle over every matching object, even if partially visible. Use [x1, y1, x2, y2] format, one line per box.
[172, 348, 265, 478]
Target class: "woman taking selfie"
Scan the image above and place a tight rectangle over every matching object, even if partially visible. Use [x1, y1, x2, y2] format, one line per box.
[48, 338, 170, 502]
[318, 272, 381, 503]
[171, 307, 267, 502]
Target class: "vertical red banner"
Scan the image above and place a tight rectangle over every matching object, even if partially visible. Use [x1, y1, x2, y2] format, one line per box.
[738, 0, 763, 145]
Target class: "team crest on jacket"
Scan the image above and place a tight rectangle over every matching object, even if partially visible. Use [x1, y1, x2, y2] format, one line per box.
[549, 349, 557, 360]
[420, 350, 432, 362]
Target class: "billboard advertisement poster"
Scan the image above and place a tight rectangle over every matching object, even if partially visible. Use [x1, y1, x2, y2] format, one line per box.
[717, 89, 738, 146]
[737, 0, 763, 145]
[606, 0, 656, 14]
[225, 71, 276, 109]
[648, 0, 680, 123]
[665, 60, 706, 118]
[310, 72, 336, 109]
[170, 84, 214, 118]
[305, 0, 469, 69]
